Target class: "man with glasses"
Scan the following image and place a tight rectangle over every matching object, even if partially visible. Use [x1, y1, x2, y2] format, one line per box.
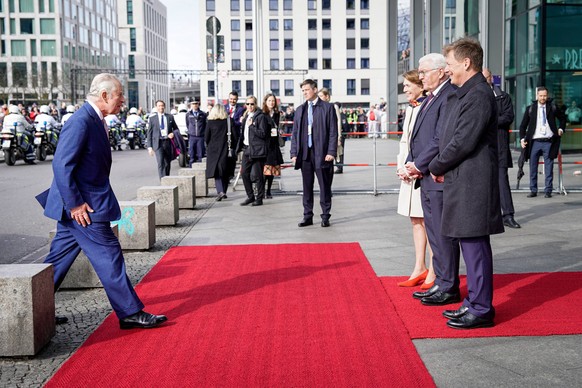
[238, 96, 269, 206]
[404, 53, 461, 307]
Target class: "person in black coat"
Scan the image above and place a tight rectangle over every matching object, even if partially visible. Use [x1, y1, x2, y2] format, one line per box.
[262, 93, 284, 198]
[147, 100, 184, 179]
[205, 104, 239, 201]
[238, 96, 270, 206]
[185, 101, 207, 165]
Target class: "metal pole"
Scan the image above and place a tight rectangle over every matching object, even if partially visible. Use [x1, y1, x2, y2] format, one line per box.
[213, 18, 219, 103]
[373, 132, 378, 195]
[254, 0, 264, 100]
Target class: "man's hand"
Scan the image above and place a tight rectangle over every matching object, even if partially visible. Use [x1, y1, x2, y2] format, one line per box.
[520, 139, 527, 149]
[291, 156, 297, 165]
[324, 154, 335, 162]
[431, 173, 444, 183]
[396, 167, 411, 183]
[168, 132, 174, 139]
[71, 203, 94, 227]
[558, 128, 564, 136]
[404, 162, 423, 179]
[148, 147, 154, 156]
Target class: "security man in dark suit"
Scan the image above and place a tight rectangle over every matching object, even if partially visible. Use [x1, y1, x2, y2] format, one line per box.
[147, 99, 181, 179]
[290, 79, 338, 227]
[225, 91, 246, 135]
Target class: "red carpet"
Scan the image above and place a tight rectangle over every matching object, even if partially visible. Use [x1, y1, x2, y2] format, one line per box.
[380, 272, 582, 339]
[46, 243, 434, 387]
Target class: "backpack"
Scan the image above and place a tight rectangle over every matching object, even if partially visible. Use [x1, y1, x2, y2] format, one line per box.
[369, 110, 375, 121]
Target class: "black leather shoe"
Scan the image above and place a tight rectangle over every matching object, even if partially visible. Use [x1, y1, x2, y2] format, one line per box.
[240, 197, 255, 206]
[412, 284, 439, 300]
[217, 192, 226, 201]
[119, 310, 167, 329]
[503, 217, 521, 229]
[421, 290, 461, 306]
[335, 169, 343, 174]
[321, 219, 330, 227]
[527, 192, 537, 198]
[298, 218, 313, 227]
[544, 193, 552, 198]
[446, 312, 494, 329]
[251, 199, 263, 206]
[56, 315, 68, 325]
[442, 305, 469, 319]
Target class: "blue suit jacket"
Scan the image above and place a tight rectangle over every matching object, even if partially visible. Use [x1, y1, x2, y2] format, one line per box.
[37, 102, 121, 222]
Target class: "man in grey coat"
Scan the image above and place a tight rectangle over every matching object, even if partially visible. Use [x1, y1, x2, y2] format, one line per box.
[428, 38, 504, 329]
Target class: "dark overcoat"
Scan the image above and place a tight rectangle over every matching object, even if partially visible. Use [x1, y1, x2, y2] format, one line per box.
[205, 118, 239, 179]
[264, 111, 284, 166]
[493, 85, 515, 169]
[428, 72, 504, 238]
[518, 99, 566, 161]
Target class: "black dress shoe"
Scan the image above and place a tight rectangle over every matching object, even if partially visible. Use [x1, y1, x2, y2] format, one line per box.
[321, 219, 330, 227]
[56, 315, 69, 325]
[240, 197, 255, 206]
[251, 199, 263, 206]
[544, 193, 552, 198]
[421, 290, 461, 306]
[335, 169, 343, 174]
[412, 284, 440, 299]
[298, 218, 313, 227]
[503, 217, 521, 229]
[442, 305, 469, 319]
[527, 192, 537, 198]
[217, 192, 226, 201]
[119, 310, 167, 330]
[446, 312, 494, 329]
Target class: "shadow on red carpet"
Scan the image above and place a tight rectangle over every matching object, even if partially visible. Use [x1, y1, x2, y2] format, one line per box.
[380, 272, 582, 339]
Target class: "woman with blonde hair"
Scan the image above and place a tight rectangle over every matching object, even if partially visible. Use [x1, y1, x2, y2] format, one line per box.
[396, 69, 435, 288]
[205, 104, 239, 201]
[262, 93, 284, 198]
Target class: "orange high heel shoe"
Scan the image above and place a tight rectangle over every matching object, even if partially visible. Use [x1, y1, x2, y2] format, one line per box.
[420, 280, 435, 290]
[397, 270, 428, 287]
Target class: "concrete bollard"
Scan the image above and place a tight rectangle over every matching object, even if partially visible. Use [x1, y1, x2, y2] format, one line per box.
[178, 168, 208, 197]
[190, 162, 215, 190]
[161, 175, 196, 209]
[116, 200, 156, 249]
[0, 264, 55, 356]
[137, 186, 179, 226]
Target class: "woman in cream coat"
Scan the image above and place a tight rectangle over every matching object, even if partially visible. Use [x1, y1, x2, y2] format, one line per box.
[396, 70, 435, 288]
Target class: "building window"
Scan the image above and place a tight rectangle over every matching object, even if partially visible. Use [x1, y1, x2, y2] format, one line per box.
[19, 0, 34, 12]
[361, 18, 369, 29]
[361, 0, 369, 9]
[270, 19, 279, 30]
[284, 58, 293, 70]
[11, 40, 26, 56]
[347, 79, 356, 95]
[322, 19, 331, 30]
[208, 80, 215, 97]
[231, 20, 240, 31]
[127, 0, 133, 24]
[232, 80, 241, 94]
[232, 59, 241, 70]
[246, 59, 253, 70]
[347, 58, 356, 69]
[284, 39, 293, 50]
[12, 62, 27, 86]
[322, 0, 331, 9]
[130, 28, 136, 51]
[361, 38, 369, 49]
[323, 79, 332, 91]
[346, 0, 355, 10]
[231, 0, 240, 11]
[361, 79, 370, 95]
[245, 0, 252, 11]
[270, 39, 279, 50]
[270, 80, 280, 96]
[245, 39, 253, 51]
[206, 0, 215, 11]
[361, 58, 370, 68]
[0, 63, 6, 84]
[128, 54, 135, 77]
[269, 0, 278, 11]
[40, 18, 55, 34]
[48, 0, 54, 12]
[323, 58, 332, 69]
[38, 0, 44, 12]
[20, 18, 33, 34]
[30, 39, 36, 56]
[246, 80, 254, 96]
[232, 39, 241, 51]
[346, 19, 355, 29]
[309, 58, 317, 69]
[308, 39, 317, 49]
[308, 0, 316, 11]
[270, 59, 279, 70]
[245, 20, 252, 30]
[346, 38, 355, 49]
[283, 0, 292, 10]
[308, 19, 317, 30]
[284, 79, 294, 96]
[322, 39, 331, 49]
[283, 19, 293, 30]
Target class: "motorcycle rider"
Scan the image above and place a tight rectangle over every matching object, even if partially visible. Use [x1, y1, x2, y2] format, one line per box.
[105, 113, 123, 151]
[174, 103, 189, 140]
[2, 105, 36, 164]
[125, 107, 146, 148]
[34, 105, 60, 150]
[60, 105, 76, 125]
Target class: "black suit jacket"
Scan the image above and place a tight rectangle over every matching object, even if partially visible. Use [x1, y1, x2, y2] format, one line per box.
[518, 100, 566, 161]
[146, 113, 180, 151]
[493, 85, 515, 168]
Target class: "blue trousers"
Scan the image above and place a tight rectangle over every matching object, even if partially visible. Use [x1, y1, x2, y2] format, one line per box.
[529, 140, 554, 194]
[44, 219, 144, 319]
[188, 136, 205, 166]
[460, 236, 495, 319]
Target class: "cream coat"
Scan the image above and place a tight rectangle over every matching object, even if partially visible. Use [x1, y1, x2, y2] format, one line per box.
[396, 104, 423, 217]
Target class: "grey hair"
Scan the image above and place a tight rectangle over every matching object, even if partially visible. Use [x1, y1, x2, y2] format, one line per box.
[86, 73, 120, 100]
[419, 53, 447, 69]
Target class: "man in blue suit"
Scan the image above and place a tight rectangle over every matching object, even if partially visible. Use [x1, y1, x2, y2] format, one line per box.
[37, 74, 167, 330]
[224, 91, 246, 136]
[291, 79, 338, 227]
[403, 53, 461, 306]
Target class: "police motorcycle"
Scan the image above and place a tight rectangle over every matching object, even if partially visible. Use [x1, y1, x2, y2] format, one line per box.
[33, 105, 61, 161]
[105, 114, 123, 151]
[1, 105, 36, 165]
[125, 107, 147, 149]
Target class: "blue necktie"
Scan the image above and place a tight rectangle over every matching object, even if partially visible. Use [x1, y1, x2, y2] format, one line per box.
[542, 106, 547, 126]
[160, 114, 165, 130]
[308, 102, 313, 148]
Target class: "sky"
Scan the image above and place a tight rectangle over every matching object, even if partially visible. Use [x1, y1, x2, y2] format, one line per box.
[164, 0, 201, 70]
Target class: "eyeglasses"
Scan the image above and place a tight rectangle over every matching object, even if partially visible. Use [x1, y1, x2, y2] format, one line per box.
[245, 103, 255, 106]
[418, 68, 439, 77]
